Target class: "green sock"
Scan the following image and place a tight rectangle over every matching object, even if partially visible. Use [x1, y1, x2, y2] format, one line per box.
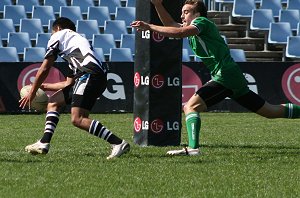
[185, 112, 201, 149]
[284, 103, 300, 118]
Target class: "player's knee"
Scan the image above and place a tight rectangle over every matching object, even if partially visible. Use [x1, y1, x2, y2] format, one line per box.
[71, 116, 83, 128]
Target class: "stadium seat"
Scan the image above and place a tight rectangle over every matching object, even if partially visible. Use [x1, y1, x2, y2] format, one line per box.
[297, 22, 300, 35]
[232, 0, 256, 37]
[23, 47, 46, 62]
[268, 22, 292, 44]
[104, 20, 128, 41]
[76, 20, 100, 41]
[120, 34, 135, 54]
[0, 47, 19, 62]
[230, 48, 247, 62]
[44, 0, 67, 14]
[59, 6, 83, 23]
[287, 0, 300, 11]
[7, 32, 32, 54]
[183, 38, 194, 57]
[182, 48, 190, 62]
[3, 5, 26, 26]
[87, 6, 111, 28]
[93, 48, 106, 62]
[126, 0, 136, 7]
[16, 0, 39, 14]
[0, 0, 12, 14]
[0, 19, 15, 40]
[99, 0, 121, 15]
[71, 0, 94, 14]
[20, 18, 44, 39]
[250, 9, 274, 31]
[115, 7, 136, 27]
[279, 9, 300, 31]
[35, 33, 51, 48]
[260, 0, 282, 17]
[0, 35, 2, 47]
[32, 6, 55, 27]
[92, 34, 116, 55]
[109, 48, 133, 62]
[48, 19, 55, 33]
[285, 36, 300, 58]
[250, 9, 274, 51]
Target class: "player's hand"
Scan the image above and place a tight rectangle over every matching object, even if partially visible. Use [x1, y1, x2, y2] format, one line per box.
[151, 0, 163, 6]
[19, 90, 36, 110]
[131, 21, 150, 31]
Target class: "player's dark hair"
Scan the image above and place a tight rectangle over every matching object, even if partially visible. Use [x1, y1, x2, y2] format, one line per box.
[52, 17, 76, 31]
[184, 0, 207, 18]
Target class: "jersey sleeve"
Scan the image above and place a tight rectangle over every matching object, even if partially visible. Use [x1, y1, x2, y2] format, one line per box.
[190, 17, 207, 35]
[44, 32, 61, 60]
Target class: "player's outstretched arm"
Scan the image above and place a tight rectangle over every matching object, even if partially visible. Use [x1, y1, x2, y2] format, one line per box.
[19, 56, 55, 109]
[151, 0, 181, 27]
[40, 77, 74, 91]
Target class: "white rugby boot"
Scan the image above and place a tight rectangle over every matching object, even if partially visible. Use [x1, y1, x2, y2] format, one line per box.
[107, 140, 130, 160]
[25, 140, 50, 155]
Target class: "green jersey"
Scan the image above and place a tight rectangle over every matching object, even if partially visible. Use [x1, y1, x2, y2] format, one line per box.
[189, 17, 249, 98]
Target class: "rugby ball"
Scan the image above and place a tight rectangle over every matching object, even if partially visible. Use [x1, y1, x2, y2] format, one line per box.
[20, 85, 48, 112]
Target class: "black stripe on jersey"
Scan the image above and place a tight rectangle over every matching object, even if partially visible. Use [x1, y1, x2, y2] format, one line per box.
[45, 40, 60, 60]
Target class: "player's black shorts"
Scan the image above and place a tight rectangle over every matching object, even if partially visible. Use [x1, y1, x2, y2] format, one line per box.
[196, 80, 265, 112]
[63, 71, 107, 111]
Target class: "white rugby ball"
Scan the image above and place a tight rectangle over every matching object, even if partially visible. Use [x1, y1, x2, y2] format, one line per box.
[20, 85, 48, 112]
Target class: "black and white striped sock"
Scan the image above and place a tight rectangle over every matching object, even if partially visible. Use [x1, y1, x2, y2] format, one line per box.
[40, 111, 60, 143]
[89, 120, 122, 145]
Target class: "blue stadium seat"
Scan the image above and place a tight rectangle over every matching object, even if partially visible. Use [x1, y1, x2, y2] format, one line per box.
[183, 38, 194, 58]
[71, 0, 94, 14]
[44, 0, 67, 14]
[115, 7, 136, 27]
[182, 48, 190, 62]
[35, 33, 51, 48]
[260, 0, 282, 17]
[109, 48, 133, 62]
[0, 0, 12, 14]
[87, 6, 111, 28]
[23, 47, 46, 62]
[76, 20, 100, 41]
[32, 6, 55, 27]
[60, 6, 83, 24]
[7, 32, 32, 54]
[279, 9, 300, 31]
[99, 0, 121, 15]
[120, 34, 135, 54]
[250, 9, 274, 31]
[0, 35, 2, 47]
[232, 0, 256, 18]
[93, 48, 106, 62]
[4, 5, 26, 26]
[232, 0, 256, 37]
[20, 18, 44, 39]
[104, 20, 128, 41]
[285, 36, 300, 58]
[287, 0, 300, 11]
[48, 19, 55, 33]
[0, 19, 15, 40]
[92, 34, 116, 55]
[297, 22, 300, 35]
[250, 9, 274, 51]
[126, 0, 136, 7]
[268, 22, 292, 44]
[16, 0, 39, 14]
[230, 48, 246, 62]
[0, 47, 19, 62]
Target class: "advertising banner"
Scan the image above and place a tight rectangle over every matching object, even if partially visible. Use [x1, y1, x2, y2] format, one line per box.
[133, 0, 183, 146]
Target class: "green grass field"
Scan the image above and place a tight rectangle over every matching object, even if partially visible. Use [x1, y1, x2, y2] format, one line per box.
[0, 113, 299, 198]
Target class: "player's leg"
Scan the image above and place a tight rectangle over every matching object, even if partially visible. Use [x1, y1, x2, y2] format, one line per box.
[234, 91, 300, 118]
[167, 81, 233, 156]
[25, 88, 68, 154]
[71, 73, 130, 159]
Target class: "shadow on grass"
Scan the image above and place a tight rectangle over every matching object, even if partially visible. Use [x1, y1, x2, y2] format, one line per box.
[202, 143, 300, 150]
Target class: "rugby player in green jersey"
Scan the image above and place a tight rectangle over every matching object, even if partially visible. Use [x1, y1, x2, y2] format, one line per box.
[131, 0, 300, 156]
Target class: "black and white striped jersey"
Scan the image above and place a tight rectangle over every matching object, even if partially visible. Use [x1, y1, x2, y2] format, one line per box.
[45, 29, 107, 75]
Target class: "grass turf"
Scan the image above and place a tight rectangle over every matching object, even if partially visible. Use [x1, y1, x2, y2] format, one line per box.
[0, 113, 299, 197]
